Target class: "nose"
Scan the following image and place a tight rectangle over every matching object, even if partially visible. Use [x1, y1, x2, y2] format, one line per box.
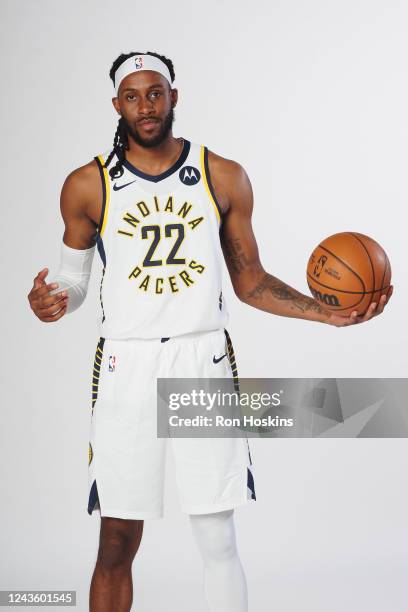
[138, 96, 155, 115]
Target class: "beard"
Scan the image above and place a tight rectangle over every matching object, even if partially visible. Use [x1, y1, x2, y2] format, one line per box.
[122, 107, 175, 148]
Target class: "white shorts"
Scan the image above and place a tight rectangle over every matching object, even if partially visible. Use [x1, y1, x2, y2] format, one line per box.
[87, 327, 256, 519]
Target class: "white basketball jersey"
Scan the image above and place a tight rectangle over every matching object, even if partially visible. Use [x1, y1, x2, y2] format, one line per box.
[94, 138, 229, 339]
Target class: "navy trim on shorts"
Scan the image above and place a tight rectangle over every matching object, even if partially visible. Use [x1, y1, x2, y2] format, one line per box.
[87, 479, 100, 515]
[247, 467, 256, 500]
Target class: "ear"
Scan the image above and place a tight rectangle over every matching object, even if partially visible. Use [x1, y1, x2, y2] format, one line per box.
[170, 88, 178, 108]
[112, 97, 121, 115]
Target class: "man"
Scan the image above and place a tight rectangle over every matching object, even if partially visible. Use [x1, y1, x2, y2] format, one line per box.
[27, 51, 392, 612]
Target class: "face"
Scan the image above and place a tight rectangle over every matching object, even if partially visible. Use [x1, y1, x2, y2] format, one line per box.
[112, 70, 178, 148]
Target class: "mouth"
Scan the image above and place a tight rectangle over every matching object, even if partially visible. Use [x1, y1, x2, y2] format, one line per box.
[138, 118, 160, 131]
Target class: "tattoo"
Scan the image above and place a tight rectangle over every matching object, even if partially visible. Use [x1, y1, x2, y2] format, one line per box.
[246, 273, 328, 315]
[223, 237, 250, 275]
[292, 296, 328, 315]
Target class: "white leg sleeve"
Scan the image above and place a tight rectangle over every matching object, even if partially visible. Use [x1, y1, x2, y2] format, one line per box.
[50, 242, 96, 314]
[189, 509, 248, 612]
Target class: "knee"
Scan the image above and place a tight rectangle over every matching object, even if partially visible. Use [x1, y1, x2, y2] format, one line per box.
[97, 531, 137, 572]
[209, 533, 237, 564]
[195, 525, 238, 564]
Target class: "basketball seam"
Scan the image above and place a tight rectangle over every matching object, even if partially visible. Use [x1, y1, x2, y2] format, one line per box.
[307, 278, 366, 310]
[379, 252, 389, 301]
[348, 233, 376, 304]
[380, 256, 387, 292]
[308, 280, 389, 311]
[306, 273, 389, 295]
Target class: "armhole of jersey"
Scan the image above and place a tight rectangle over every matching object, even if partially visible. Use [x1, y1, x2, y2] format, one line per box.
[94, 154, 110, 237]
[200, 145, 222, 226]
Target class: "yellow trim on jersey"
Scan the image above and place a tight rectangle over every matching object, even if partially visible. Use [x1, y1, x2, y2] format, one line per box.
[200, 145, 221, 225]
[97, 154, 110, 237]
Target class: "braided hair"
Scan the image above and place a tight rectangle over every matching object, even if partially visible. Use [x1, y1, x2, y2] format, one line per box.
[104, 51, 176, 180]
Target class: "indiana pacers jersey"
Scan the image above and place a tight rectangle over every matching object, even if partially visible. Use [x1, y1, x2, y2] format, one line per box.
[93, 138, 229, 339]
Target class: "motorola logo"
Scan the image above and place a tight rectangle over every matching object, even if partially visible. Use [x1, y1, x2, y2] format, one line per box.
[179, 166, 201, 186]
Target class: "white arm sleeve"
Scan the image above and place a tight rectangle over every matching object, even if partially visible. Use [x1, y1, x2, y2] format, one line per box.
[50, 242, 96, 314]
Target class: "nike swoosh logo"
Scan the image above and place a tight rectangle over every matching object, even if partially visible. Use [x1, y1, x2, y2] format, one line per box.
[113, 180, 137, 191]
[213, 353, 227, 364]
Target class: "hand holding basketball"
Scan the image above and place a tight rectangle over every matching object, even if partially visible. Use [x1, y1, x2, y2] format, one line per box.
[28, 268, 68, 322]
[325, 284, 393, 327]
[307, 232, 393, 325]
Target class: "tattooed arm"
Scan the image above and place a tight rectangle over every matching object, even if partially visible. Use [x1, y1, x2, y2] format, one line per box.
[207, 151, 392, 326]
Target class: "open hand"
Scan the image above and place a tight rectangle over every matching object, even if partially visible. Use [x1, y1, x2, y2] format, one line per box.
[326, 285, 393, 327]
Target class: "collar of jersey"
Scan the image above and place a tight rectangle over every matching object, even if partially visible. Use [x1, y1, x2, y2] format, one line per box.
[122, 138, 191, 183]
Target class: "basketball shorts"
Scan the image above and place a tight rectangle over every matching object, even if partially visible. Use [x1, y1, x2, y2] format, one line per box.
[87, 327, 256, 519]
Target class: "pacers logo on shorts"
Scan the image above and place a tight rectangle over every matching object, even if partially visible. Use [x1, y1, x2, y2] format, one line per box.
[108, 355, 116, 372]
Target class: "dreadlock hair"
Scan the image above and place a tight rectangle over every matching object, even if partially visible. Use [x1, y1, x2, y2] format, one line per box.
[104, 51, 176, 180]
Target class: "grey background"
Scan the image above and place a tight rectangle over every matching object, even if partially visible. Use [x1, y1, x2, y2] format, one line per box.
[0, 0, 407, 610]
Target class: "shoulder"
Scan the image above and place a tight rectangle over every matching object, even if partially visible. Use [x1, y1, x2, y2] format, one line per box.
[206, 148, 243, 173]
[205, 148, 252, 214]
[62, 146, 114, 189]
[207, 149, 251, 189]
[62, 159, 100, 192]
[60, 158, 103, 217]
[61, 155, 107, 200]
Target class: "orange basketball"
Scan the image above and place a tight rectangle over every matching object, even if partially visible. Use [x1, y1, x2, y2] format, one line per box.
[306, 232, 391, 316]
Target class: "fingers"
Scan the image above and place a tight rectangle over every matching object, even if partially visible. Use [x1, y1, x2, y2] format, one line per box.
[28, 269, 53, 303]
[38, 296, 68, 318]
[344, 311, 359, 326]
[363, 301, 378, 321]
[41, 302, 68, 323]
[32, 282, 60, 299]
[28, 279, 69, 321]
[28, 268, 70, 323]
[28, 282, 58, 307]
[385, 284, 394, 304]
[33, 268, 49, 290]
[28, 283, 60, 312]
[331, 285, 393, 327]
[333, 313, 358, 327]
[341, 310, 366, 326]
[39, 290, 67, 309]
[364, 287, 392, 320]
[375, 294, 388, 315]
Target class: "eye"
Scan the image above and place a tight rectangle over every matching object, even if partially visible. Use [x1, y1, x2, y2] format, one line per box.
[149, 91, 161, 99]
[126, 94, 136, 101]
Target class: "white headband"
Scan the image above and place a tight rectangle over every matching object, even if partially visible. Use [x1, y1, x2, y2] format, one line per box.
[114, 54, 172, 94]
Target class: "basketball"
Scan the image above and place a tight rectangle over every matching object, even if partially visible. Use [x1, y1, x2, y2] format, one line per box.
[306, 232, 391, 316]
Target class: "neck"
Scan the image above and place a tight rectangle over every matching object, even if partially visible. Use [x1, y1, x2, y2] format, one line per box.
[125, 132, 183, 174]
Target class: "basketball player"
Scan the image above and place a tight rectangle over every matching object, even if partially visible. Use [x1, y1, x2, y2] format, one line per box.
[27, 51, 393, 612]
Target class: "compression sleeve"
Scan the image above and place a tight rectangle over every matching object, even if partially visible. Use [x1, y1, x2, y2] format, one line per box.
[50, 241, 96, 314]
